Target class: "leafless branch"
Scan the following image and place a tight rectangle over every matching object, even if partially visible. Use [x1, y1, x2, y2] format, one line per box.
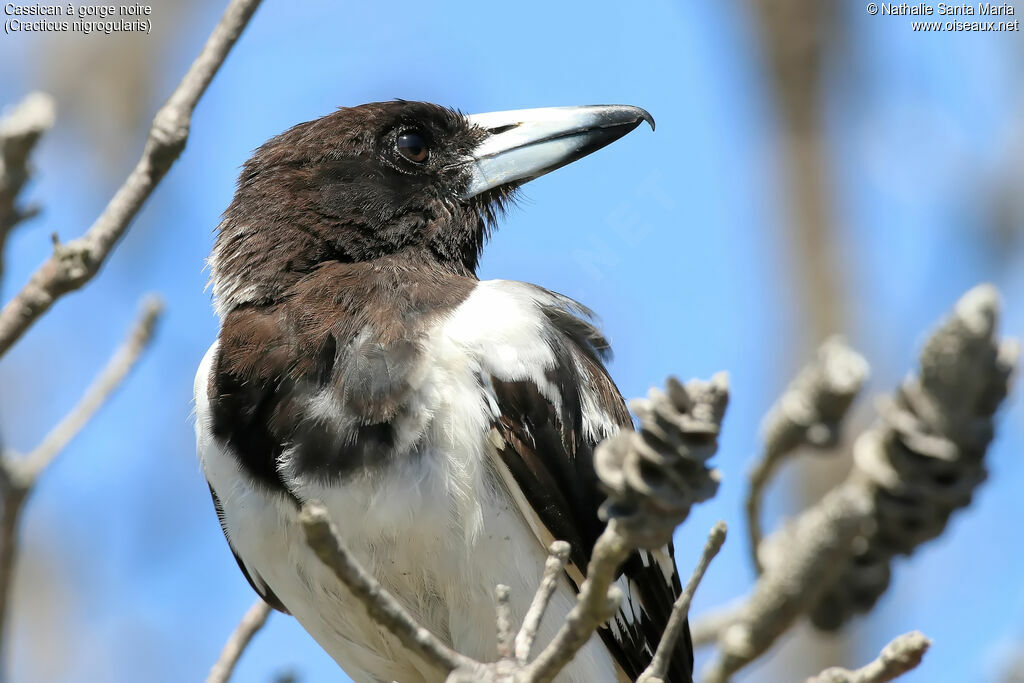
[526, 375, 729, 683]
[702, 486, 874, 683]
[495, 585, 514, 660]
[207, 598, 273, 683]
[1000, 645, 1024, 683]
[513, 541, 570, 664]
[701, 285, 1016, 681]
[0, 297, 162, 672]
[0, 93, 56, 284]
[638, 522, 727, 683]
[746, 338, 868, 572]
[523, 521, 632, 682]
[690, 602, 743, 649]
[805, 631, 931, 683]
[299, 502, 477, 676]
[0, 0, 263, 359]
[19, 297, 163, 483]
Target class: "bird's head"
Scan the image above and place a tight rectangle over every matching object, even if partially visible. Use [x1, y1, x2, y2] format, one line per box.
[211, 100, 653, 314]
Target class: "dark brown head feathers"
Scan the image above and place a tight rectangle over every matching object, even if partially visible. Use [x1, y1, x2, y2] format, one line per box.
[210, 100, 515, 316]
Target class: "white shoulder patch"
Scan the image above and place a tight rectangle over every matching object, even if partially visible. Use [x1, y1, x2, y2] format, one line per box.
[441, 280, 562, 396]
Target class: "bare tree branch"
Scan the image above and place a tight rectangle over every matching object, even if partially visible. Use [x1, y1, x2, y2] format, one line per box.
[19, 297, 163, 483]
[0, 0, 263, 358]
[1000, 646, 1024, 683]
[523, 521, 631, 683]
[299, 502, 477, 676]
[495, 585, 514, 660]
[808, 285, 1017, 631]
[703, 486, 873, 683]
[690, 602, 743, 650]
[0, 93, 56, 285]
[513, 541, 570, 664]
[527, 375, 729, 683]
[638, 522, 727, 683]
[207, 599, 273, 683]
[746, 338, 868, 573]
[0, 297, 162, 673]
[701, 285, 1016, 681]
[805, 631, 931, 683]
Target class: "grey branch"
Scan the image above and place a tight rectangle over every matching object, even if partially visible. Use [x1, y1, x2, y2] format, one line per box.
[299, 502, 477, 677]
[523, 522, 631, 683]
[207, 598, 273, 683]
[805, 631, 931, 683]
[596, 374, 728, 550]
[690, 602, 743, 650]
[0, 0, 262, 359]
[527, 375, 730, 682]
[0, 297, 162, 673]
[703, 486, 873, 683]
[513, 541, 570, 664]
[19, 297, 163, 483]
[746, 338, 868, 573]
[638, 522, 727, 683]
[809, 284, 1017, 631]
[495, 585, 514, 660]
[701, 285, 1016, 681]
[0, 93, 56, 282]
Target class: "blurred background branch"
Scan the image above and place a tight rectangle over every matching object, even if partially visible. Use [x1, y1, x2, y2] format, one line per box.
[745, 0, 851, 670]
[746, 338, 868, 573]
[0, 93, 55, 289]
[0, 0, 263, 358]
[206, 598, 272, 683]
[700, 285, 1016, 681]
[805, 631, 931, 683]
[0, 0, 262, 678]
[0, 297, 162, 676]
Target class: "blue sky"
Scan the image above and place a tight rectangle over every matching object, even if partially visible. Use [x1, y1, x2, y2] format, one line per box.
[1, 1, 1023, 681]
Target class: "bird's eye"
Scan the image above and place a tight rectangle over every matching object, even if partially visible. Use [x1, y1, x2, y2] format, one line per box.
[396, 131, 429, 164]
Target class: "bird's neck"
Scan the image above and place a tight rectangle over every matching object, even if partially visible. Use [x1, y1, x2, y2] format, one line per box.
[211, 215, 479, 318]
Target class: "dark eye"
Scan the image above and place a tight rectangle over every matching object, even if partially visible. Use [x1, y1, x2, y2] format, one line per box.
[396, 130, 429, 163]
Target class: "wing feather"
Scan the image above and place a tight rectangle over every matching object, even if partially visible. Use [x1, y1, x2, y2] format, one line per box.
[208, 485, 290, 615]
[487, 285, 694, 683]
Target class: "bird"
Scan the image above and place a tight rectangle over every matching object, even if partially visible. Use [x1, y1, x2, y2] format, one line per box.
[194, 100, 693, 683]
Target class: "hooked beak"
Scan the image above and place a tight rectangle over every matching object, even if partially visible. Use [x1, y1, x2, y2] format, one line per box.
[460, 105, 655, 200]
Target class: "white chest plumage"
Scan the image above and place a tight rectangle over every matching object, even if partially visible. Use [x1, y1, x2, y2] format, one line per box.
[195, 281, 622, 683]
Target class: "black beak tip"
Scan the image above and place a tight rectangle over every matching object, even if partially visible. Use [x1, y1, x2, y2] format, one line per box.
[637, 107, 655, 132]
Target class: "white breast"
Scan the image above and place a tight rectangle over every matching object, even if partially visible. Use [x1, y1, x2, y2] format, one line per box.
[195, 280, 621, 683]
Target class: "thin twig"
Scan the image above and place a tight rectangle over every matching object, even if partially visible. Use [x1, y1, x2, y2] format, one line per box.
[638, 522, 727, 683]
[298, 502, 476, 676]
[514, 541, 570, 664]
[746, 338, 867, 573]
[207, 599, 273, 683]
[805, 631, 931, 683]
[19, 297, 163, 483]
[495, 585, 514, 660]
[0, 93, 56, 285]
[524, 522, 630, 683]
[0, 0, 263, 358]
[690, 602, 744, 650]
[0, 298, 162, 674]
